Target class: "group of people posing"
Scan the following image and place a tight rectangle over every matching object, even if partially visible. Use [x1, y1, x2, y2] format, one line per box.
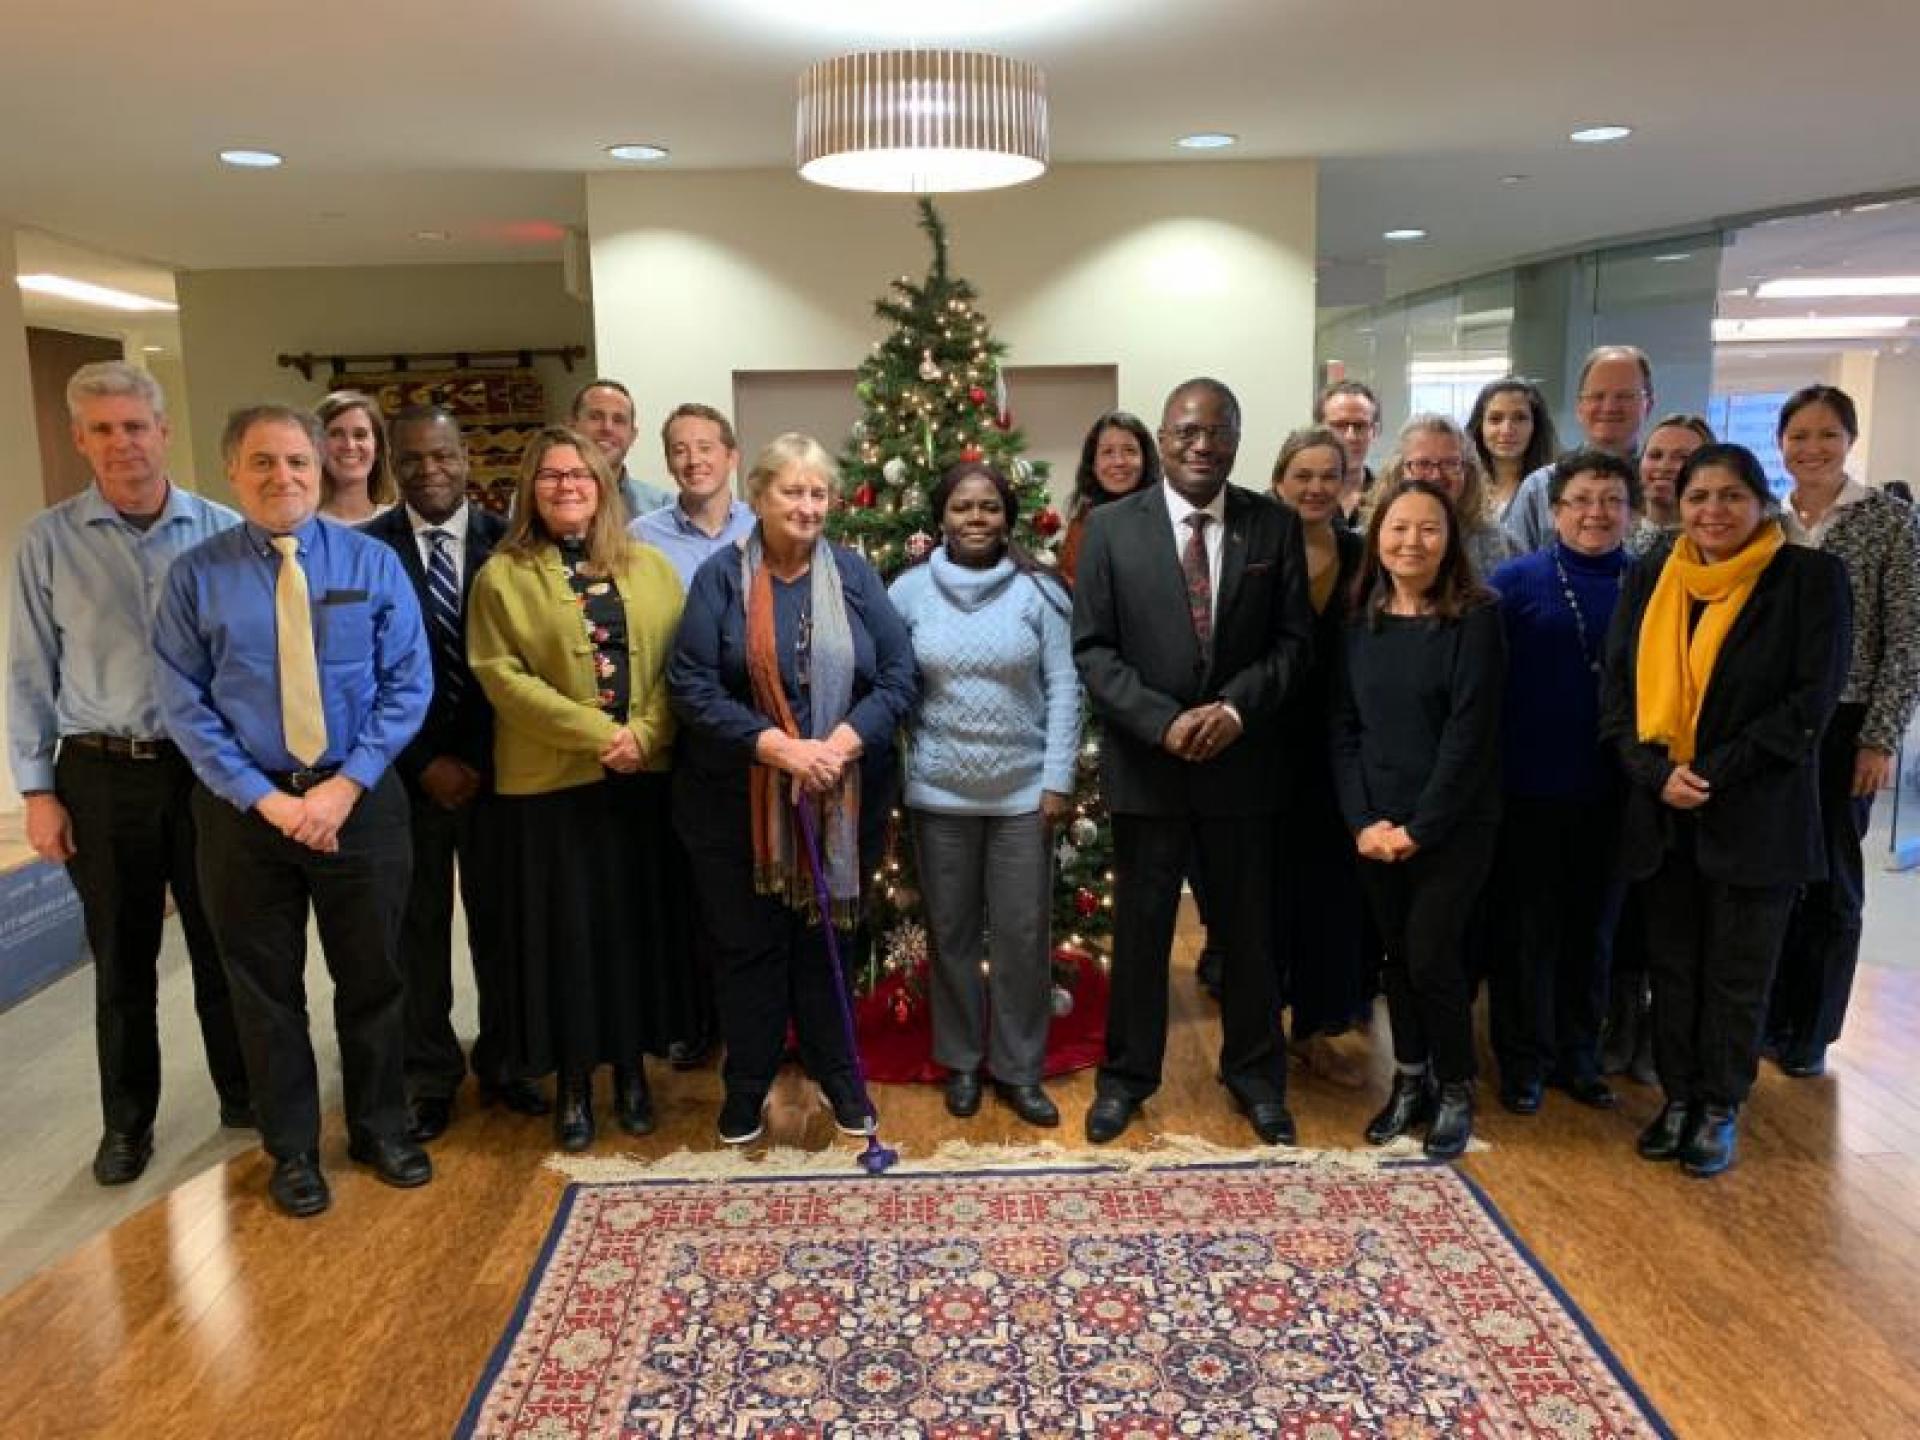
[11, 345, 1914, 1220]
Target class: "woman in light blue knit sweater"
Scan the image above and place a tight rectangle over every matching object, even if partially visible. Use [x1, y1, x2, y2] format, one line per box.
[888, 461, 1081, 1127]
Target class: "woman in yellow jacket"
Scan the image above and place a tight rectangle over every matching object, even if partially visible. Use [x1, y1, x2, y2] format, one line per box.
[468, 426, 686, 1151]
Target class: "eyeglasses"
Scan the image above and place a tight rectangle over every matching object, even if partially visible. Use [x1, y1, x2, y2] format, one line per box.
[1327, 420, 1377, 436]
[1164, 423, 1240, 449]
[1555, 494, 1630, 512]
[1402, 457, 1465, 478]
[534, 467, 597, 489]
[1578, 389, 1650, 406]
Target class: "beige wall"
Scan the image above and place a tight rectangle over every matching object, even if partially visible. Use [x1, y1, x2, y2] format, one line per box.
[176, 262, 592, 498]
[1, 228, 50, 808]
[585, 162, 1318, 486]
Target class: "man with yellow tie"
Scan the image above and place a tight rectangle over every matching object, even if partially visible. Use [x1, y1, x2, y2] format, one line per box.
[153, 404, 433, 1218]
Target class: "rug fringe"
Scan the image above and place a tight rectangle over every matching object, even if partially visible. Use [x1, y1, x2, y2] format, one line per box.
[544, 1131, 1486, 1185]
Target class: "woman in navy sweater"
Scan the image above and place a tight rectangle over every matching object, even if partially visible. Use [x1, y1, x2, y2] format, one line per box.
[1486, 449, 1637, 1116]
[1332, 480, 1506, 1159]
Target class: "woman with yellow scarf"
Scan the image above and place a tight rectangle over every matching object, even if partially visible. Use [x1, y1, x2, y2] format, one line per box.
[1601, 443, 1849, 1178]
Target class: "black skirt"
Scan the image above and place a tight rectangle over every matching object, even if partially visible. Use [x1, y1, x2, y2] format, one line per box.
[491, 771, 695, 1074]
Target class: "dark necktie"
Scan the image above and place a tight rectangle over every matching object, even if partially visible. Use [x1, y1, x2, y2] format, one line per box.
[1182, 512, 1213, 652]
[425, 530, 465, 704]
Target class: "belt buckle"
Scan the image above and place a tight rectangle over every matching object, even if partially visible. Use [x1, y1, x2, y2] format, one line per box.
[127, 737, 162, 761]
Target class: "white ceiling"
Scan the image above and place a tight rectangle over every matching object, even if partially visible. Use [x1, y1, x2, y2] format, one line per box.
[4, 0, 1919, 299]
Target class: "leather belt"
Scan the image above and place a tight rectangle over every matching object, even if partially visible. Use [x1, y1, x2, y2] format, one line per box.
[266, 766, 341, 795]
[64, 732, 178, 761]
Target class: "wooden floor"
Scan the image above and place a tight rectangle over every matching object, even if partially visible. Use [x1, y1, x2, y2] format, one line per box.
[2, 919, 1917, 1440]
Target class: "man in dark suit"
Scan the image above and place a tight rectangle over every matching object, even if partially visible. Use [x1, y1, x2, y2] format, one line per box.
[1073, 377, 1314, 1146]
[365, 406, 543, 1140]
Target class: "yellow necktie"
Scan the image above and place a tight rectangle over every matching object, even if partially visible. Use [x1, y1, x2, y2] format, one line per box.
[271, 535, 329, 767]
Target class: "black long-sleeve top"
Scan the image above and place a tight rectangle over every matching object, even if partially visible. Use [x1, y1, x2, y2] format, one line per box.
[1330, 601, 1506, 850]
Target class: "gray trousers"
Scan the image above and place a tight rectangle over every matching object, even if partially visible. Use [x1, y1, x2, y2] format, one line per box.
[912, 808, 1052, 1085]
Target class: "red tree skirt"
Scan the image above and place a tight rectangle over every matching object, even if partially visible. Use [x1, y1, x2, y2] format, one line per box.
[853, 961, 1110, 1084]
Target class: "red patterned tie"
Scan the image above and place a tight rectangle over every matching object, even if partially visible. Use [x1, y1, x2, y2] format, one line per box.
[1182, 512, 1212, 652]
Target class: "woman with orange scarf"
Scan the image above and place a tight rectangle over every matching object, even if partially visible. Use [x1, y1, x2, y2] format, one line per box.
[1601, 443, 1849, 1178]
[667, 433, 917, 1146]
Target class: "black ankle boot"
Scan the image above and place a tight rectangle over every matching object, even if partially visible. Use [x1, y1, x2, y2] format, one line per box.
[1424, 1081, 1475, 1160]
[613, 1062, 655, 1136]
[1680, 1104, 1739, 1178]
[1636, 1099, 1694, 1161]
[555, 1070, 595, 1152]
[1365, 1072, 1435, 1145]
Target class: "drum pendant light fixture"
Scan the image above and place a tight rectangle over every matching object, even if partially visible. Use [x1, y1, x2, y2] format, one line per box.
[796, 50, 1049, 194]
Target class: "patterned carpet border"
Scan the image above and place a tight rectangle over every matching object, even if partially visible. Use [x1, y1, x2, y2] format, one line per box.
[459, 1157, 1672, 1439]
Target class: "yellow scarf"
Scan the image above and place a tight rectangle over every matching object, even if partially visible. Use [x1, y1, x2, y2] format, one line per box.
[1635, 520, 1784, 762]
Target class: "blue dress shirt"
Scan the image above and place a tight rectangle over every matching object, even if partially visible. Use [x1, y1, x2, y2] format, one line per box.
[631, 498, 755, 591]
[619, 470, 673, 522]
[152, 516, 431, 811]
[8, 482, 241, 793]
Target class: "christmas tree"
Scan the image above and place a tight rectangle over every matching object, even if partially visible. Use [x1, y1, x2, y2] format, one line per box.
[828, 198, 1116, 1006]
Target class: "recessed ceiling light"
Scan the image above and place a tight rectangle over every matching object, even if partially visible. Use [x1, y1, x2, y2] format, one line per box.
[1383, 228, 1427, 242]
[17, 274, 178, 313]
[142, 345, 165, 354]
[1175, 132, 1237, 151]
[1499, 174, 1529, 185]
[1569, 124, 1632, 144]
[412, 230, 450, 242]
[606, 143, 670, 162]
[1653, 253, 1692, 263]
[1757, 275, 1920, 299]
[218, 148, 284, 169]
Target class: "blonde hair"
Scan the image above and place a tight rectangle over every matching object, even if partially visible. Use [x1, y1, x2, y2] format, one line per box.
[499, 425, 635, 574]
[744, 432, 838, 505]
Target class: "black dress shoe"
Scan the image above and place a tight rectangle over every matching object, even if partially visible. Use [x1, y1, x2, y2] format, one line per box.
[347, 1133, 433, 1188]
[1680, 1104, 1739, 1178]
[819, 1081, 878, 1137]
[408, 1095, 454, 1143]
[268, 1153, 330, 1218]
[91, 1128, 154, 1186]
[666, 1037, 714, 1071]
[218, 1098, 256, 1130]
[1424, 1080, 1475, 1161]
[944, 1070, 983, 1118]
[995, 1081, 1060, 1128]
[480, 1075, 551, 1116]
[613, 1063, 656, 1136]
[1364, 1072, 1435, 1146]
[554, 1071, 595, 1152]
[1233, 1094, 1297, 1147]
[1553, 1073, 1618, 1109]
[1085, 1094, 1137, 1144]
[718, 1091, 768, 1145]
[1498, 1077, 1543, 1115]
[1779, 1044, 1828, 1079]
[1636, 1100, 1695, 1161]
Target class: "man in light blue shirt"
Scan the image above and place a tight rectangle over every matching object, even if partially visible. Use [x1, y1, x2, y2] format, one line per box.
[631, 402, 755, 590]
[7, 360, 251, 1186]
[1503, 346, 1655, 552]
[153, 403, 432, 1218]
[570, 377, 671, 521]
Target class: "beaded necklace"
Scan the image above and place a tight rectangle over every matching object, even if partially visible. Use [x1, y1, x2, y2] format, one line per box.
[1552, 546, 1624, 679]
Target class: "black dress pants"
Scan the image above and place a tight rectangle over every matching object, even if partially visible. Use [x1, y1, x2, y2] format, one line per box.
[1770, 702, 1872, 1050]
[1359, 827, 1496, 1085]
[1643, 823, 1796, 1107]
[399, 789, 511, 1101]
[57, 744, 249, 1135]
[1101, 813, 1287, 1105]
[1489, 794, 1615, 1086]
[192, 774, 412, 1160]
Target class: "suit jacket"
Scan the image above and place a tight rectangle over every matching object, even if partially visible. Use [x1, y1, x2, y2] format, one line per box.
[1072, 483, 1314, 817]
[1600, 540, 1851, 887]
[362, 504, 506, 786]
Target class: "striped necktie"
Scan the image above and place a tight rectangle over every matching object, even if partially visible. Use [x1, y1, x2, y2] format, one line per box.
[424, 529, 465, 705]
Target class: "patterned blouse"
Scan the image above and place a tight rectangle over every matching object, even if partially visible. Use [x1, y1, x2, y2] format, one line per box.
[559, 538, 630, 720]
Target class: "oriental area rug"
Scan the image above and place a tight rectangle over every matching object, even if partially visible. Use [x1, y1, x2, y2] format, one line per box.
[458, 1159, 1670, 1438]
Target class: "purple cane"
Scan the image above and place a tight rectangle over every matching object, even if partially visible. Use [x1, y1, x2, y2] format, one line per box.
[792, 797, 899, 1175]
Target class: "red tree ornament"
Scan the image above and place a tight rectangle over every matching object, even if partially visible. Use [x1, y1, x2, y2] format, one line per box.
[854, 482, 876, 508]
[968, 385, 989, 406]
[1075, 887, 1099, 918]
[960, 444, 983, 462]
[1033, 507, 1063, 537]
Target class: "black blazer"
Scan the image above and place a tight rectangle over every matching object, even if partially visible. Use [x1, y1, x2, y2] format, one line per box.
[1072, 483, 1314, 817]
[362, 504, 506, 784]
[1600, 540, 1851, 887]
